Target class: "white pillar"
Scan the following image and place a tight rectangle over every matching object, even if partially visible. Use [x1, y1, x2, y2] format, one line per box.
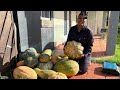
[106, 11, 119, 55]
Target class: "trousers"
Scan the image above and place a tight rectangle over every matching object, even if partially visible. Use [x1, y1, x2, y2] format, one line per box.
[75, 54, 91, 74]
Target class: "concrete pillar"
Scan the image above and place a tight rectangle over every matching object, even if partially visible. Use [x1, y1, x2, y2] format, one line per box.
[106, 11, 119, 55]
[17, 11, 42, 53]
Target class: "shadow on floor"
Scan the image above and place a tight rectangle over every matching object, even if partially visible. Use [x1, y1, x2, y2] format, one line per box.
[94, 67, 110, 77]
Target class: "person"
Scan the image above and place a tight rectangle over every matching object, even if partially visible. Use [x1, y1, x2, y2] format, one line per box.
[64, 12, 94, 74]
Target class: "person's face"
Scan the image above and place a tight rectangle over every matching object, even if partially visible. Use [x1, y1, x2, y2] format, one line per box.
[77, 15, 85, 27]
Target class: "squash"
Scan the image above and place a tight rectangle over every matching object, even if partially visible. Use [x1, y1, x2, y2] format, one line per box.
[13, 66, 37, 79]
[37, 61, 53, 70]
[19, 48, 38, 60]
[50, 54, 68, 64]
[16, 60, 25, 67]
[54, 60, 79, 77]
[24, 56, 39, 68]
[42, 49, 52, 56]
[48, 72, 68, 79]
[34, 68, 56, 79]
[39, 54, 50, 63]
[64, 41, 84, 59]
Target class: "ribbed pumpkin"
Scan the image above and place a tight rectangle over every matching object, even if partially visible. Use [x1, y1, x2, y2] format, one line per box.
[48, 72, 68, 79]
[13, 66, 37, 79]
[24, 56, 39, 68]
[53, 60, 79, 77]
[64, 41, 84, 59]
[37, 61, 53, 70]
[34, 68, 56, 79]
[39, 54, 50, 63]
[16, 60, 25, 67]
[42, 49, 52, 56]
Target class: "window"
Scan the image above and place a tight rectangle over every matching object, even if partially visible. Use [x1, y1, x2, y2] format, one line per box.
[41, 11, 53, 20]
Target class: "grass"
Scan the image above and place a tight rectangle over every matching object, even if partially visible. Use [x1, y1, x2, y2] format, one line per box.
[91, 23, 120, 66]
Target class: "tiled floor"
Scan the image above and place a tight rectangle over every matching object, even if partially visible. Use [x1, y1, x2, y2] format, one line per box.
[92, 36, 107, 57]
[70, 63, 120, 79]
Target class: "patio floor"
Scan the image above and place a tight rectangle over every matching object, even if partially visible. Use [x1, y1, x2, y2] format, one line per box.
[69, 63, 120, 79]
[55, 35, 120, 79]
[92, 35, 107, 57]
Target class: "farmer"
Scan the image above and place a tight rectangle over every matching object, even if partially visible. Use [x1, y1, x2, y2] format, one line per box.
[64, 11, 94, 74]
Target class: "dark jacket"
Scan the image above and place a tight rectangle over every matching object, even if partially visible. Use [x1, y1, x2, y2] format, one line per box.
[64, 25, 94, 56]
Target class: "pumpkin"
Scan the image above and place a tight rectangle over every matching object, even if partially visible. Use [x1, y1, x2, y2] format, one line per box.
[24, 56, 39, 68]
[34, 68, 56, 79]
[53, 60, 79, 77]
[52, 49, 66, 57]
[64, 41, 84, 59]
[36, 53, 40, 58]
[37, 61, 53, 70]
[48, 72, 68, 79]
[13, 66, 37, 79]
[39, 54, 50, 63]
[42, 49, 52, 56]
[25, 48, 38, 57]
[19, 48, 38, 60]
[50, 54, 68, 64]
[16, 60, 25, 67]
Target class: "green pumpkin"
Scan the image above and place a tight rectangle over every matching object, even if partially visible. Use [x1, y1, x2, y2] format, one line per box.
[24, 56, 39, 68]
[37, 61, 53, 70]
[53, 60, 79, 77]
[39, 54, 50, 63]
[19, 48, 38, 60]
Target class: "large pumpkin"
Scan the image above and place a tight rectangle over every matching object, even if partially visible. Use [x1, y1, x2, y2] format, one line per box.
[53, 60, 79, 77]
[48, 72, 68, 79]
[24, 56, 39, 68]
[37, 61, 53, 70]
[39, 54, 50, 63]
[13, 66, 37, 79]
[64, 41, 84, 59]
[34, 68, 56, 79]
[42, 49, 52, 56]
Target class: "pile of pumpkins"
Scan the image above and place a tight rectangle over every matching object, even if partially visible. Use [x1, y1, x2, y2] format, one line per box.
[13, 41, 84, 79]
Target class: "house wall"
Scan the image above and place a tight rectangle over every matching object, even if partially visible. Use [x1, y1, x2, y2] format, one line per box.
[71, 11, 77, 26]
[87, 11, 97, 35]
[53, 11, 65, 46]
[17, 11, 54, 53]
[53, 11, 77, 46]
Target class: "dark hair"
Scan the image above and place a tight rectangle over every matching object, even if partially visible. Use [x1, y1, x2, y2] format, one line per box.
[79, 11, 88, 19]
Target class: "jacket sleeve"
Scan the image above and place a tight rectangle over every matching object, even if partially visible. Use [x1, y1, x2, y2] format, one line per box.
[83, 30, 94, 56]
[64, 27, 73, 47]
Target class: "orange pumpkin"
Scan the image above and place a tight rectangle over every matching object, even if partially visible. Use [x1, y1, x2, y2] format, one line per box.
[16, 60, 25, 67]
